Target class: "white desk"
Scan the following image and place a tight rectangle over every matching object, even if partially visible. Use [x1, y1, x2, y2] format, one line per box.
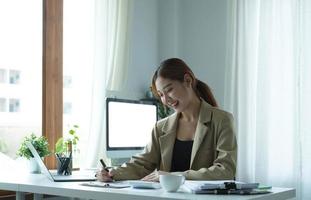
[0, 173, 295, 200]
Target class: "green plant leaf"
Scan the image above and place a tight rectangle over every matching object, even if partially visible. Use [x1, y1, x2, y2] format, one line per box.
[55, 138, 65, 154]
[17, 133, 50, 159]
[55, 125, 80, 154]
[69, 129, 75, 135]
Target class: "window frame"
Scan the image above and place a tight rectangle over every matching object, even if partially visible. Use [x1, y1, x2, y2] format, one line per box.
[42, 0, 63, 169]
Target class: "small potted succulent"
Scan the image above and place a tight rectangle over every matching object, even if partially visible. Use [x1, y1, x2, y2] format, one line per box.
[17, 133, 50, 173]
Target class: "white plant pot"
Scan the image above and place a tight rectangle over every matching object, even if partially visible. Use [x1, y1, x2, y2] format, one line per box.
[29, 157, 41, 174]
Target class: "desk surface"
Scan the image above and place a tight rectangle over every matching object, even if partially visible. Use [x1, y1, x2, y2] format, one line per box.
[0, 172, 296, 200]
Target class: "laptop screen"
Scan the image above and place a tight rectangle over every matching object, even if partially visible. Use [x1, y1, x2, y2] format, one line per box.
[26, 141, 54, 180]
[26, 141, 96, 182]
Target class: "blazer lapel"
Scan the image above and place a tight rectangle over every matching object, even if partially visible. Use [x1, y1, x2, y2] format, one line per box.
[190, 101, 212, 167]
[190, 122, 208, 167]
[159, 112, 179, 171]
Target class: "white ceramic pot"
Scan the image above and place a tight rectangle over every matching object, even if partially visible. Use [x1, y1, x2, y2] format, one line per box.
[29, 157, 41, 173]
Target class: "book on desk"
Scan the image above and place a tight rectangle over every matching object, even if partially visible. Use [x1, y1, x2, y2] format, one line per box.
[182, 180, 272, 195]
[81, 180, 161, 189]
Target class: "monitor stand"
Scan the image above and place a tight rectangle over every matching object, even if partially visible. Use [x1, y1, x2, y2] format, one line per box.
[109, 157, 130, 167]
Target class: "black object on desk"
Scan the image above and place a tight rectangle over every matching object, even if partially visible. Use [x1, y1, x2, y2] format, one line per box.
[56, 152, 72, 175]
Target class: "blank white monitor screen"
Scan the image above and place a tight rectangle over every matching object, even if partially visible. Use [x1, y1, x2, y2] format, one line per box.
[106, 98, 157, 158]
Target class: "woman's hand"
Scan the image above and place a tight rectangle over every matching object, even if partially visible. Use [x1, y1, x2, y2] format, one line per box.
[95, 169, 114, 182]
[141, 170, 169, 182]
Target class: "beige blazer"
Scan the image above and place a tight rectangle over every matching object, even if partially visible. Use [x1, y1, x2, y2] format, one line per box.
[112, 100, 237, 180]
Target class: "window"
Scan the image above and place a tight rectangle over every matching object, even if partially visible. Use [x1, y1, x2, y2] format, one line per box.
[63, 76, 72, 88]
[63, 102, 72, 114]
[0, 98, 6, 112]
[0, 1, 42, 158]
[9, 70, 20, 84]
[9, 98, 20, 112]
[0, 69, 6, 83]
[63, 0, 95, 168]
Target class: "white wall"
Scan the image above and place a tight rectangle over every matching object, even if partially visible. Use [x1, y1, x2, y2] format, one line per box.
[158, 0, 180, 60]
[158, 0, 228, 107]
[180, 0, 228, 107]
[112, 0, 159, 100]
[117, 0, 228, 107]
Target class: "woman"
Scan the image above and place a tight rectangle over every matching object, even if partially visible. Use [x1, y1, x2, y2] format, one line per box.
[97, 58, 237, 182]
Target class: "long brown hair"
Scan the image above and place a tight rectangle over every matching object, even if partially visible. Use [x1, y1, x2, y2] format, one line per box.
[151, 58, 218, 107]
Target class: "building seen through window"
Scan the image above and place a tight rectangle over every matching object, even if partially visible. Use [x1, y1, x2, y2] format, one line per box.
[0, 1, 42, 158]
[63, 0, 95, 168]
[0, 69, 7, 83]
[0, 98, 6, 112]
[9, 70, 20, 84]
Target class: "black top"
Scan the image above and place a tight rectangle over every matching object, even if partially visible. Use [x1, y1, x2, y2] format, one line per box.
[170, 138, 194, 172]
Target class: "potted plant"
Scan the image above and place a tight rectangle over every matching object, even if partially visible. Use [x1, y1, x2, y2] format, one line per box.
[17, 133, 50, 173]
[55, 125, 79, 175]
[157, 103, 173, 119]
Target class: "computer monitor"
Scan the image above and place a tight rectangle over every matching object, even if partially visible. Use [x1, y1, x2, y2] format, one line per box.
[106, 98, 158, 159]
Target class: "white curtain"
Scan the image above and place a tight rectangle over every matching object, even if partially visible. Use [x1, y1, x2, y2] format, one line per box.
[81, 0, 132, 169]
[225, 0, 311, 199]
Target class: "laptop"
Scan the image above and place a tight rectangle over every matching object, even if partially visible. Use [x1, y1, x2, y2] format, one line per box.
[26, 141, 96, 182]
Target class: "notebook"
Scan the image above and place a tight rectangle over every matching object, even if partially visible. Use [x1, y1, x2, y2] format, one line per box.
[81, 181, 131, 189]
[127, 180, 161, 189]
[26, 141, 96, 182]
[81, 180, 161, 189]
[182, 180, 270, 195]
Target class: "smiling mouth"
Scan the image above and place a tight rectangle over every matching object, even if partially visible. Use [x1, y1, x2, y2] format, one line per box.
[169, 100, 178, 108]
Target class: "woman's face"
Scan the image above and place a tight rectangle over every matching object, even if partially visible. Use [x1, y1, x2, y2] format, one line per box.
[155, 76, 193, 112]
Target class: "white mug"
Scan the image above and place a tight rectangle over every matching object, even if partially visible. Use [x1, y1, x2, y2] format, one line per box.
[159, 174, 185, 192]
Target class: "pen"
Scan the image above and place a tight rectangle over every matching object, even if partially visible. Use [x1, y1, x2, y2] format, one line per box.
[100, 159, 109, 172]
